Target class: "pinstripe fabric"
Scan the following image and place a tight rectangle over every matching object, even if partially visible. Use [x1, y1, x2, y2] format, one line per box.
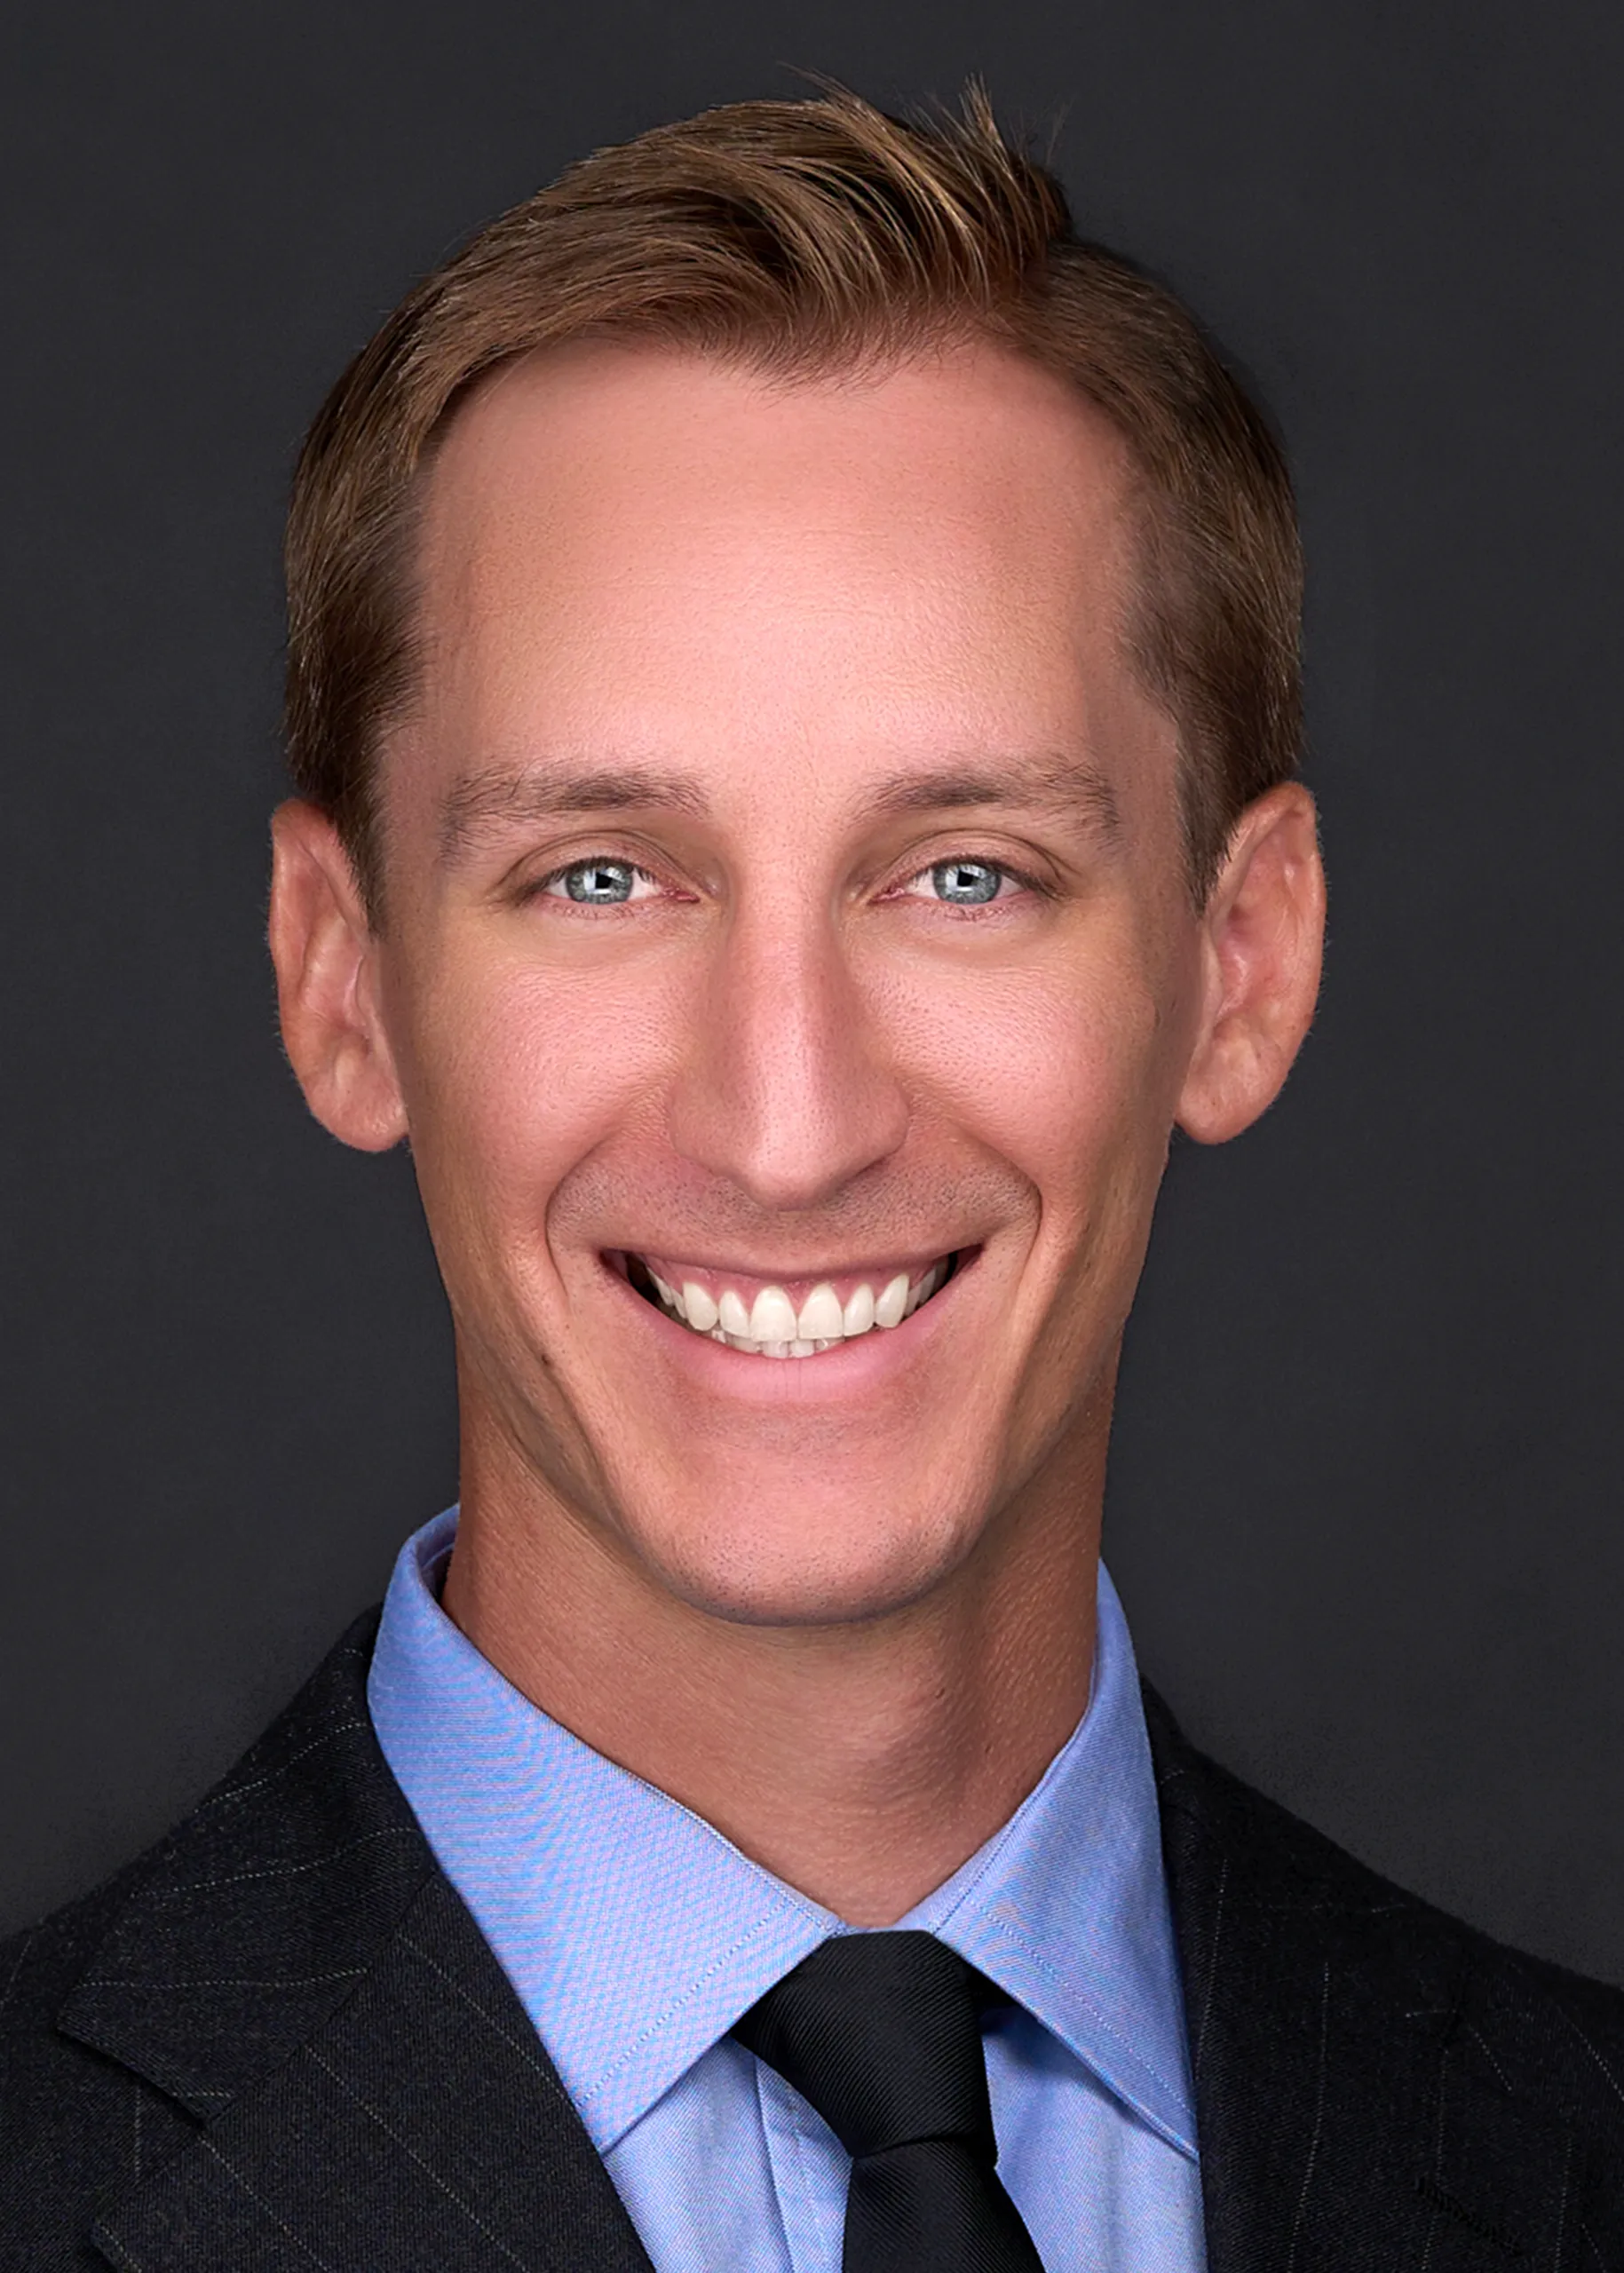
[1146, 1689, 1624, 2268]
[4, 1609, 1624, 2268]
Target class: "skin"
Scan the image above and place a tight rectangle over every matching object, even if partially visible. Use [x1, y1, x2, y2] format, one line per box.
[269, 339, 1324, 1924]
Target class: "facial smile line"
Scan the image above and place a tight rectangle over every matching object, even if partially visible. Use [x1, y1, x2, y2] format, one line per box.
[622, 1253, 960, 1358]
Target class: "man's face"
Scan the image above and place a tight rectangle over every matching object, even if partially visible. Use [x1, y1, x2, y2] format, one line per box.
[363, 342, 1208, 1624]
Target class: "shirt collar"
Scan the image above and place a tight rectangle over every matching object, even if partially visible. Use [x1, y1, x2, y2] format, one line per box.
[368, 1508, 1195, 2160]
[899, 1561, 1197, 2155]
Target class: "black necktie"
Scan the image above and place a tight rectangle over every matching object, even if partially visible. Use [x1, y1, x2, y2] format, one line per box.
[733, 1930, 1045, 2271]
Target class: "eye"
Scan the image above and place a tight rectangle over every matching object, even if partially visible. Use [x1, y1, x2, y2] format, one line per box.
[902, 859, 1018, 907]
[540, 859, 657, 906]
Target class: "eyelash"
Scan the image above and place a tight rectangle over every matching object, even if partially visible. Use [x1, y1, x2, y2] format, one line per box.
[526, 853, 1049, 909]
[889, 859, 1045, 909]
[526, 859, 661, 906]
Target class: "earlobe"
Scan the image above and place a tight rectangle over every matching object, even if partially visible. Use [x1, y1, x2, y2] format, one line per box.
[267, 802, 408, 1152]
[1175, 783, 1326, 1146]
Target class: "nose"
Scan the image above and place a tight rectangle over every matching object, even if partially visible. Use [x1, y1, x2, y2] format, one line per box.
[667, 898, 909, 1212]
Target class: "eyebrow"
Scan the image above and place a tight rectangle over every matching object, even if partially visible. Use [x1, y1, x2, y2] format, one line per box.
[439, 763, 712, 862]
[437, 750, 1121, 865]
[868, 756, 1123, 840]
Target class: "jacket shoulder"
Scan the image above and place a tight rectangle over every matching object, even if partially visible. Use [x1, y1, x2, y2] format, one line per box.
[0, 1609, 432, 2269]
[1145, 1682, 1624, 2133]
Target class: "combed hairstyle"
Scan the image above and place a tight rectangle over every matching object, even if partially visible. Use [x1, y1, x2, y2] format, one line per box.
[284, 87, 1301, 915]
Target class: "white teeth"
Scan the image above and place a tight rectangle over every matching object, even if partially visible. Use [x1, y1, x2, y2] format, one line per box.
[902, 1262, 941, 1319]
[797, 1283, 844, 1341]
[749, 1286, 799, 1342]
[642, 1255, 954, 1354]
[874, 1272, 910, 1329]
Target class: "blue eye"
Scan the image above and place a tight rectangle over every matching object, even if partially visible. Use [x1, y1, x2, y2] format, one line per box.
[549, 860, 642, 904]
[929, 859, 1004, 905]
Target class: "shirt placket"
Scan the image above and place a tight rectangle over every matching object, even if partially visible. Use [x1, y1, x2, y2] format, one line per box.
[756, 2055, 849, 2273]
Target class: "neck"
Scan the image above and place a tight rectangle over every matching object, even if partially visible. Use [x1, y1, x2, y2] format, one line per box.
[442, 1409, 1106, 1927]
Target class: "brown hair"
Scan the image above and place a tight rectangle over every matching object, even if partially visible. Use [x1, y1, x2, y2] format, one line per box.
[284, 87, 1301, 915]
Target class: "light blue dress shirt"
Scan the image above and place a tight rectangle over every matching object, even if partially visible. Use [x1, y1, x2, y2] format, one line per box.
[368, 1509, 1207, 2271]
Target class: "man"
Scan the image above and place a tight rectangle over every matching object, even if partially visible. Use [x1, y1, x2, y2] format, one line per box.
[4, 85, 1621, 2272]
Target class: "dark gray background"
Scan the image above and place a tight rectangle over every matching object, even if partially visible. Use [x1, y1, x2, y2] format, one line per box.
[4, 0, 1621, 1976]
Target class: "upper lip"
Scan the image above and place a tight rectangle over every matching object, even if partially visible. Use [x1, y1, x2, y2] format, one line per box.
[612, 1245, 963, 1278]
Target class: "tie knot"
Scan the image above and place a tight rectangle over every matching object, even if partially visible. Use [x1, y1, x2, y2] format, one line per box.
[733, 1931, 997, 2164]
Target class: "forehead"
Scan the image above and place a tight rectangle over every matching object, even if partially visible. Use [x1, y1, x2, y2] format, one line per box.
[394, 338, 1165, 833]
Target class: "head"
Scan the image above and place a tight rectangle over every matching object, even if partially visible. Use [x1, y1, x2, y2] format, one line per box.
[270, 91, 1323, 1635]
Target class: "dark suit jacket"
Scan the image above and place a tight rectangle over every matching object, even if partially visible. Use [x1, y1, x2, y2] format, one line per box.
[4, 1612, 1623, 2269]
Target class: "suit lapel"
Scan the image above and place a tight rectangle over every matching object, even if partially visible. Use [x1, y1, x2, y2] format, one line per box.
[57, 1612, 1589, 2269]
[1146, 1686, 1580, 2270]
[59, 1618, 653, 2273]
[88, 1872, 653, 2272]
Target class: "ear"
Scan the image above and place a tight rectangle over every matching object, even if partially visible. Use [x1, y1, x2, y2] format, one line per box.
[1176, 782, 1326, 1144]
[267, 801, 408, 1152]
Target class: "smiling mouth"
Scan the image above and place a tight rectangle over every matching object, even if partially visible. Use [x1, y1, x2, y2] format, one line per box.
[618, 1250, 964, 1358]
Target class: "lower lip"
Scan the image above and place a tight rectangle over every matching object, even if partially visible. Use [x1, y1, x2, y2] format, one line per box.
[600, 1255, 966, 1403]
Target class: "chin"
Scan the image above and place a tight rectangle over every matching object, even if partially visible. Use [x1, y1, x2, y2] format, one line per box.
[622, 1486, 985, 1630]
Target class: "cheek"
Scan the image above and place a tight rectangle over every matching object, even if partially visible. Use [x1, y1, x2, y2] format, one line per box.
[393, 952, 687, 1240]
[882, 946, 1180, 1212]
